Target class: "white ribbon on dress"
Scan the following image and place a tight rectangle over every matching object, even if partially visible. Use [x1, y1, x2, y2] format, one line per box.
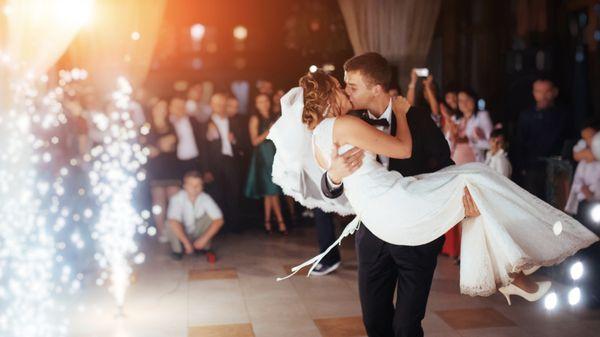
[277, 216, 361, 281]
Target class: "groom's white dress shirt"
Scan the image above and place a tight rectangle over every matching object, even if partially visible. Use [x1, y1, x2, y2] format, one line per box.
[367, 99, 393, 169]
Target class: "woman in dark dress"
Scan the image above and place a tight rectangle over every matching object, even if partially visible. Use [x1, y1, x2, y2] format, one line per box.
[145, 99, 181, 242]
[245, 94, 287, 234]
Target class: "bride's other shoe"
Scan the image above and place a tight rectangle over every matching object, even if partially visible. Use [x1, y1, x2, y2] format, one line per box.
[498, 281, 552, 306]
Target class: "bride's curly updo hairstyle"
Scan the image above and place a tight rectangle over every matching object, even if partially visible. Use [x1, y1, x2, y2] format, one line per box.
[299, 70, 341, 130]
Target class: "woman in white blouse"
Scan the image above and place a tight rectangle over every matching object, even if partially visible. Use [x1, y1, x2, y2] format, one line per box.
[457, 88, 494, 162]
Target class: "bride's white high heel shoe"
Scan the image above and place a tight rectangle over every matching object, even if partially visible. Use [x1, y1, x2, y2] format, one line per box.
[498, 281, 552, 306]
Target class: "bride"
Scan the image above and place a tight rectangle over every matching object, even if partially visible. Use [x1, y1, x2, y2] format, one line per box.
[268, 70, 598, 304]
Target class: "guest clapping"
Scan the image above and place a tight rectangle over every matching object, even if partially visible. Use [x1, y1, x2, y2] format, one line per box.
[203, 93, 243, 232]
[186, 83, 211, 123]
[169, 96, 204, 177]
[456, 88, 493, 162]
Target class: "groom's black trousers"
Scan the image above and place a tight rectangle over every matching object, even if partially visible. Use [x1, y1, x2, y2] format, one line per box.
[356, 225, 445, 337]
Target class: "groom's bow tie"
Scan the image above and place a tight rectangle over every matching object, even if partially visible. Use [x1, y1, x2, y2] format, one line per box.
[361, 115, 390, 128]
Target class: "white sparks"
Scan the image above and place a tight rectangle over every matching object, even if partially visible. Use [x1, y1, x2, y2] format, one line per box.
[0, 70, 74, 337]
[88, 77, 147, 310]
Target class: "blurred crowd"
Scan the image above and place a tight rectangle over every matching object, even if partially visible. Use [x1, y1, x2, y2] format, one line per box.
[45, 78, 299, 263]
[404, 68, 600, 260]
[38, 69, 599, 268]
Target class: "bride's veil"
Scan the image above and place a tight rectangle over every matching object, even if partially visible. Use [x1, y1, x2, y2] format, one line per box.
[268, 87, 354, 216]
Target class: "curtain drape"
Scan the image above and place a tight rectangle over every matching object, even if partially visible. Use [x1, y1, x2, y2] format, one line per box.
[337, 0, 441, 85]
[65, 0, 166, 93]
[0, 0, 90, 77]
[0, 0, 90, 107]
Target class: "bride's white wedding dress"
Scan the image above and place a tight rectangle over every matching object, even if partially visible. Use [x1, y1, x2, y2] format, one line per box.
[269, 87, 598, 296]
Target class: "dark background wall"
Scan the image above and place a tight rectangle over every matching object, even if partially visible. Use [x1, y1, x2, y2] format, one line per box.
[144, 0, 600, 132]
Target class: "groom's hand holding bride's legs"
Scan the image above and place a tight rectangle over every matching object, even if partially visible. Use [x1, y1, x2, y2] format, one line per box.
[463, 187, 480, 217]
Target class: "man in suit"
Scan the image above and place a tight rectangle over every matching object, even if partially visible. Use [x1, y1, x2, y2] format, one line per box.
[169, 96, 205, 177]
[202, 92, 244, 233]
[321, 52, 480, 337]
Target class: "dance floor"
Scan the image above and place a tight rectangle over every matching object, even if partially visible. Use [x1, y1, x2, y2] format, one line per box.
[68, 226, 600, 337]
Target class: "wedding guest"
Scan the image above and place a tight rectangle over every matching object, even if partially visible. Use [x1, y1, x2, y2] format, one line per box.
[169, 96, 205, 178]
[514, 77, 573, 198]
[311, 210, 341, 276]
[257, 80, 274, 95]
[444, 84, 459, 109]
[186, 83, 211, 123]
[145, 99, 181, 242]
[572, 120, 599, 163]
[272, 89, 285, 116]
[167, 171, 224, 262]
[485, 129, 512, 178]
[82, 91, 106, 147]
[130, 88, 147, 128]
[227, 95, 253, 224]
[407, 69, 442, 127]
[63, 98, 89, 159]
[439, 84, 461, 141]
[227, 95, 251, 156]
[565, 120, 600, 228]
[245, 93, 287, 234]
[272, 88, 298, 222]
[457, 87, 493, 162]
[447, 109, 476, 165]
[203, 93, 243, 232]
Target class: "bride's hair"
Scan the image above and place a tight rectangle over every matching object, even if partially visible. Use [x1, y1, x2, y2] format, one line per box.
[299, 71, 342, 130]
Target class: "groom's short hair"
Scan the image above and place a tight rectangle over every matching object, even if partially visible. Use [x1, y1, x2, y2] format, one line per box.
[344, 52, 392, 90]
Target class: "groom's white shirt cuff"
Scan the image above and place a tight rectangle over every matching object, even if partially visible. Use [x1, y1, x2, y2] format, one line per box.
[326, 173, 343, 189]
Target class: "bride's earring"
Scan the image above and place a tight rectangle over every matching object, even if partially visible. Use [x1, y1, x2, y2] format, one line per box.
[322, 104, 331, 117]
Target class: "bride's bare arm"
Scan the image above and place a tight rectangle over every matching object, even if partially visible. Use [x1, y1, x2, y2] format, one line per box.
[334, 97, 413, 159]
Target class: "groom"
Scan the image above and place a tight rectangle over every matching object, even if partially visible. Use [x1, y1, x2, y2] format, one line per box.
[321, 52, 479, 337]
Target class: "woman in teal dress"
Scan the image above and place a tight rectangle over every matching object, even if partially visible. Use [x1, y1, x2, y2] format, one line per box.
[245, 94, 287, 234]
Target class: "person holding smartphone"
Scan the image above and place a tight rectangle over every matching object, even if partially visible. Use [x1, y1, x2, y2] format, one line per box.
[407, 68, 442, 128]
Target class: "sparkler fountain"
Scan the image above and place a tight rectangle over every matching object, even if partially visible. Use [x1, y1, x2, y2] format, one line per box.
[88, 76, 148, 317]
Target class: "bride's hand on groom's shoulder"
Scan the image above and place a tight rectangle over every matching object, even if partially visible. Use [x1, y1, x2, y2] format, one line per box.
[392, 96, 411, 116]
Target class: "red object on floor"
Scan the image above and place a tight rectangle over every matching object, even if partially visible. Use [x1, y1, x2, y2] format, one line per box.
[442, 224, 461, 258]
[206, 251, 217, 264]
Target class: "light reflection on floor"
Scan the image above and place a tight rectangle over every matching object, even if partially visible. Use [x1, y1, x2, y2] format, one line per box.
[66, 227, 600, 337]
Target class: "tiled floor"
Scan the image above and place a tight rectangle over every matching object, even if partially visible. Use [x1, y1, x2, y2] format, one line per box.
[67, 226, 600, 337]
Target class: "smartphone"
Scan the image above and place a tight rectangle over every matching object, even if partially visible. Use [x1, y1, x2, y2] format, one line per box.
[415, 68, 429, 77]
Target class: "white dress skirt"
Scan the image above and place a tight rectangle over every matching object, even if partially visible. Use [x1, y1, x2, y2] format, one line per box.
[274, 116, 598, 297]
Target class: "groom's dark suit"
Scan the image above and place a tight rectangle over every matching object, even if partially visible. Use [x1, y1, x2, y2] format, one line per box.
[322, 106, 453, 337]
